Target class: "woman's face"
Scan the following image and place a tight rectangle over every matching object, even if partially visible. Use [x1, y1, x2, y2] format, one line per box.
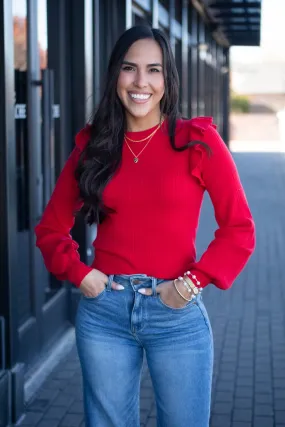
[117, 38, 165, 121]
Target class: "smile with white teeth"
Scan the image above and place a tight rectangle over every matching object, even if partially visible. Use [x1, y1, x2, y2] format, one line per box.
[129, 93, 151, 100]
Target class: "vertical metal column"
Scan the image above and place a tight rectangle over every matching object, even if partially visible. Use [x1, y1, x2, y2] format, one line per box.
[0, 0, 19, 372]
[85, 0, 93, 121]
[152, 0, 159, 28]
[47, 0, 72, 173]
[181, 0, 188, 117]
[70, 0, 94, 268]
[211, 40, 217, 120]
[58, 0, 71, 168]
[222, 47, 230, 145]
[217, 45, 223, 132]
[126, 0, 132, 29]
[197, 15, 205, 116]
[190, 7, 198, 117]
[94, 0, 101, 105]
[27, 0, 44, 325]
[0, 0, 24, 423]
[169, 0, 176, 54]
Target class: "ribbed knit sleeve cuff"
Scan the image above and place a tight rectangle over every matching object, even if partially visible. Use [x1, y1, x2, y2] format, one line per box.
[66, 261, 94, 288]
[187, 269, 212, 289]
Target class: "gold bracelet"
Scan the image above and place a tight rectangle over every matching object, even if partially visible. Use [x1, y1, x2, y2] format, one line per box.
[173, 279, 194, 302]
[181, 278, 192, 293]
[183, 275, 200, 295]
[183, 275, 195, 289]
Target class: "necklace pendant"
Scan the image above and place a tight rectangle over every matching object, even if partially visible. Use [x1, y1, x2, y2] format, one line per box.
[134, 157, 139, 163]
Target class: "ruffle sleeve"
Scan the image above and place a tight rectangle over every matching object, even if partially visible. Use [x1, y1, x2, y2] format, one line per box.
[188, 116, 217, 188]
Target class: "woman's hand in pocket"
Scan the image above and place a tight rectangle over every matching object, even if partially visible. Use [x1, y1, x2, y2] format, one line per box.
[79, 269, 124, 298]
[138, 280, 190, 308]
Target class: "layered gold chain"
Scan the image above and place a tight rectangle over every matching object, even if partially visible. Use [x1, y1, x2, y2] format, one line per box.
[124, 119, 164, 163]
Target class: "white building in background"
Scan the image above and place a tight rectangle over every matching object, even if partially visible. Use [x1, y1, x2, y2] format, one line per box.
[230, 0, 285, 113]
[229, 0, 285, 146]
[231, 60, 285, 95]
[231, 57, 285, 112]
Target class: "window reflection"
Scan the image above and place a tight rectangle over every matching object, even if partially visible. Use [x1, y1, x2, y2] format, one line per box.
[13, 0, 28, 232]
[38, 0, 47, 69]
[13, 0, 27, 70]
[13, 0, 31, 325]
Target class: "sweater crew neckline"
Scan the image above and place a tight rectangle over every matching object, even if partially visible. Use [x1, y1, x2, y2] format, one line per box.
[125, 119, 167, 139]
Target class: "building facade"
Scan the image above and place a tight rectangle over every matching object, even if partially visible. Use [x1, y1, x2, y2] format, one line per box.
[0, 0, 261, 424]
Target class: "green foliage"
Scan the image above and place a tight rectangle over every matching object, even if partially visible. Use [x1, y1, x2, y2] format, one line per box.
[231, 93, 250, 113]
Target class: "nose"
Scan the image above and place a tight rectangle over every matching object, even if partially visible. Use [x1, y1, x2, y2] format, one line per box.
[134, 70, 148, 88]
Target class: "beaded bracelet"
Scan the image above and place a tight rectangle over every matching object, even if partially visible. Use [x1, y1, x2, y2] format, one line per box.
[181, 272, 202, 294]
[185, 271, 201, 289]
[183, 275, 199, 295]
[173, 271, 202, 302]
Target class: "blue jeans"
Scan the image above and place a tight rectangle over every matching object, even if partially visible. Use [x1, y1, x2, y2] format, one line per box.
[75, 274, 214, 427]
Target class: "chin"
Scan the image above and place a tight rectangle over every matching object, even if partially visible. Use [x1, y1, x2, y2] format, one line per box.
[131, 110, 152, 119]
[126, 107, 152, 118]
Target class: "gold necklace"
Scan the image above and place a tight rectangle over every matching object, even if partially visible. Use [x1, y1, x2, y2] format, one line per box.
[124, 125, 159, 163]
[124, 118, 165, 143]
[125, 124, 160, 143]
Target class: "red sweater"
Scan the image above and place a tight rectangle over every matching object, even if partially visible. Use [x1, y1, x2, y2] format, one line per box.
[35, 117, 255, 290]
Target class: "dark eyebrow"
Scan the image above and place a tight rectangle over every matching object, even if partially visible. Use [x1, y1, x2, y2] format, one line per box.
[122, 61, 162, 67]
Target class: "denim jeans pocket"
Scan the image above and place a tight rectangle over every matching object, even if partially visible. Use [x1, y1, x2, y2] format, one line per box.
[196, 299, 212, 336]
[82, 287, 107, 301]
[156, 294, 197, 311]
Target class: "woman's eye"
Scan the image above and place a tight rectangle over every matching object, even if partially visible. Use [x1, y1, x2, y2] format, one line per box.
[149, 68, 160, 73]
[122, 66, 135, 71]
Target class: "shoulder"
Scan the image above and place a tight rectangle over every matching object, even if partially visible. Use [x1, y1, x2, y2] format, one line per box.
[74, 124, 92, 151]
[173, 116, 221, 152]
[179, 116, 217, 139]
[182, 117, 227, 156]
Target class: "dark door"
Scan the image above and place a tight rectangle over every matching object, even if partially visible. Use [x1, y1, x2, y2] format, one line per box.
[13, 0, 69, 375]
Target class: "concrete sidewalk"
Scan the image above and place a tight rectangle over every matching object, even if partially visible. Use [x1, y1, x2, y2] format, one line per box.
[19, 151, 285, 427]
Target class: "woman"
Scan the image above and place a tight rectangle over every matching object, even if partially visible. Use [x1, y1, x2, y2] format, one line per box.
[35, 25, 255, 427]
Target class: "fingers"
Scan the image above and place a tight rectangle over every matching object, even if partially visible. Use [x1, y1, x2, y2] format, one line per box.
[109, 282, 156, 295]
[138, 288, 153, 296]
[155, 283, 162, 294]
[155, 280, 171, 294]
[111, 281, 125, 291]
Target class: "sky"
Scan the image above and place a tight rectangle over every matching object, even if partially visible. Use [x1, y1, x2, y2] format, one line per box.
[231, 0, 285, 64]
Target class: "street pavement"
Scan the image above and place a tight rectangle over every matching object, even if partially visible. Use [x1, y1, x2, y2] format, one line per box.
[18, 149, 285, 427]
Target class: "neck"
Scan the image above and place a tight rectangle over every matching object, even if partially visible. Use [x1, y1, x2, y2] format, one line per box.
[125, 111, 163, 132]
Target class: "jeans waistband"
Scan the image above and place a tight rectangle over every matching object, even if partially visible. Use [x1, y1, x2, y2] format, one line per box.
[106, 274, 166, 296]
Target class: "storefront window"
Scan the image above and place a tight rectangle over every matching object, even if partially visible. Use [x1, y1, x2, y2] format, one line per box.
[38, 0, 47, 70]
[13, 0, 30, 324]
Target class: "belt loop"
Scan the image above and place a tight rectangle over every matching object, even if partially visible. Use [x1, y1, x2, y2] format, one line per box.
[106, 275, 114, 292]
[151, 277, 157, 296]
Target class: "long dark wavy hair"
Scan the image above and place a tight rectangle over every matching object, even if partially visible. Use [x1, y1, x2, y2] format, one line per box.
[75, 25, 210, 225]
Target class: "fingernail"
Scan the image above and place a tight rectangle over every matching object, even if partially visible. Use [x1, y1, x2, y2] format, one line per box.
[138, 288, 146, 294]
[117, 285, 125, 290]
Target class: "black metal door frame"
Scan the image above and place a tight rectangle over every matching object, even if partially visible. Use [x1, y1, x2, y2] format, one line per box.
[0, 0, 22, 424]
[0, 0, 73, 424]
[18, 0, 71, 372]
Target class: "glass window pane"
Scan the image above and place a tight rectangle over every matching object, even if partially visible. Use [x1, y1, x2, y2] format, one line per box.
[13, 0, 31, 325]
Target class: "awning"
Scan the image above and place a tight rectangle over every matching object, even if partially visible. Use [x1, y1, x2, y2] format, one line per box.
[207, 0, 262, 46]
